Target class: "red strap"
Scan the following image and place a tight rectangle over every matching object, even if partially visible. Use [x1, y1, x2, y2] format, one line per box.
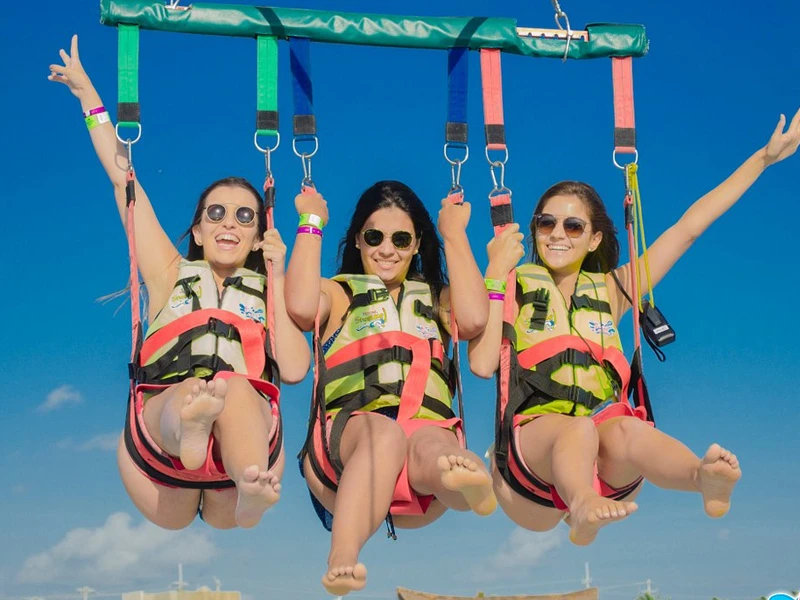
[480, 49, 506, 151]
[139, 309, 267, 378]
[396, 338, 432, 422]
[324, 331, 419, 369]
[612, 57, 636, 154]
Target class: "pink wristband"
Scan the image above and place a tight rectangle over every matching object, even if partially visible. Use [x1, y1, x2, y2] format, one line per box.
[488, 292, 505, 301]
[83, 106, 107, 117]
[297, 225, 323, 237]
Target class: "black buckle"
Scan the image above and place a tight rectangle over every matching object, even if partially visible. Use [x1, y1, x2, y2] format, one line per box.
[208, 317, 236, 340]
[368, 288, 390, 303]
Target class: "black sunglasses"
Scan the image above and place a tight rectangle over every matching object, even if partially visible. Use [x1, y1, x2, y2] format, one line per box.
[205, 203, 257, 225]
[534, 213, 588, 238]
[361, 229, 415, 250]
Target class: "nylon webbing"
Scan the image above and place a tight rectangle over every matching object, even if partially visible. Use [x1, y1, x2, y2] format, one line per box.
[446, 47, 469, 145]
[612, 57, 636, 154]
[257, 35, 279, 136]
[480, 49, 506, 150]
[289, 37, 316, 139]
[117, 24, 140, 127]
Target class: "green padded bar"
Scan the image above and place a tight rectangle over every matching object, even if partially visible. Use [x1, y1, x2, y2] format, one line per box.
[117, 23, 140, 127]
[100, 0, 648, 59]
[256, 36, 279, 137]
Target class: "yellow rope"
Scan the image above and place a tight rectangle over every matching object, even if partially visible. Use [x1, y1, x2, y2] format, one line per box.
[626, 163, 655, 310]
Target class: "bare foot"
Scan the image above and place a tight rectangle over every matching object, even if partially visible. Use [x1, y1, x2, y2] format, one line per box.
[438, 454, 497, 516]
[179, 379, 226, 470]
[697, 443, 741, 518]
[568, 493, 637, 546]
[321, 562, 367, 597]
[235, 465, 281, 528]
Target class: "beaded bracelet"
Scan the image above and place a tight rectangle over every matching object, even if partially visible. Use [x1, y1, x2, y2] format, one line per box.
[299, 213, 324, 228]
[297, 225, 323, 237]
[85, 111, 110, 131]
[488, 292, 506, 301]
[484, 278, 507, 293]
[83, 106, 107, 118]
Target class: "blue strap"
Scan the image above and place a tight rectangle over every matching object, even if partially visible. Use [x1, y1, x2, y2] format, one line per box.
[446, 47, 469, 145]
[289, 37, 315, 140]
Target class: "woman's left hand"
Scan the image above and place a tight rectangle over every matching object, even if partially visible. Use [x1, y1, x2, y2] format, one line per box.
[765, 107, 800, 166]
[255, 228, 287, 276]
[437, 197, 471, 241]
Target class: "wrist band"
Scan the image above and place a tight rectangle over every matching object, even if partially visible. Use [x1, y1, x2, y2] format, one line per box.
[297, 225, 323, 237]
[488, 292, 505, 301]
[83, 106, 107, 117]
[299, 213, 324, 228]
[485, 278, 507, 293]
[85, 111, 110, 131]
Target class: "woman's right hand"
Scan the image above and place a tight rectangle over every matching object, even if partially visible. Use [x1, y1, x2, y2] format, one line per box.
[48, 35, 93, 100]
[486, 223, 525, 278]
[294, 190, 329, 226]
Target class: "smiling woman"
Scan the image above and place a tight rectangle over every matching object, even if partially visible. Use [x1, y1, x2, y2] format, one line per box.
[48, 34, 310, 532]
[284, 180, 495, 597]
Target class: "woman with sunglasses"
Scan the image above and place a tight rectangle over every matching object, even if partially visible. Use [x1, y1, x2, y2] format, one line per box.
[285, 181, 495, 596]
[468, 109, 800, 545]
[49, 35, 309, 530]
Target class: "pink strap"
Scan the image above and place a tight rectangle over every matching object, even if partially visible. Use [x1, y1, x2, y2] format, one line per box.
[480, 49, 506, 151]
[612, 57, 636, 154]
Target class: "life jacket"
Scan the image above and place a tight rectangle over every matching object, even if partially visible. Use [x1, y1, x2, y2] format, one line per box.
[303, 275, 462, 516]
[124, 260, 282, 489]
[494, 264, 647, 508]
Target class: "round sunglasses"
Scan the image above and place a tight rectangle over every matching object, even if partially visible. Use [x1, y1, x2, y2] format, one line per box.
[204, 203, 257, 225]
[534, 213, 588, 238]
[361, 228, 415, 250]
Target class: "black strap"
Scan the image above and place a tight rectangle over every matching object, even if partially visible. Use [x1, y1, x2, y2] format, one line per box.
[414, 299, 435, 321]
[349, 288, 390, 310]
[521, 288, 550, 331]
[571, 293, 611, 314]
[176, 275, 202, 312]
[223, 276, 265, 300]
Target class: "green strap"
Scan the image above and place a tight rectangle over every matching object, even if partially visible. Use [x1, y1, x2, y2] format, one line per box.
[256, 35, 278, 137]
[117, 23, 140, 128]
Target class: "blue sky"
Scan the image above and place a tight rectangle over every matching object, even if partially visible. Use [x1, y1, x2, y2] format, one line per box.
[2, 0, 799, 599]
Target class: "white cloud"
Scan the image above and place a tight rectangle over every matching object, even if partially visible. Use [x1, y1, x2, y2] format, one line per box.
[17, 512, 217, 584]
[79, 433, 120, 452]
[37, 385, 83, 413]
[490, 527, 563, 573]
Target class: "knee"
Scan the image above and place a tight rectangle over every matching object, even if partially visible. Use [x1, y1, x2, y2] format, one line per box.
[363, 420, 408, 465]
[565, 416, 598, 441]
[608, 415, 647, 442]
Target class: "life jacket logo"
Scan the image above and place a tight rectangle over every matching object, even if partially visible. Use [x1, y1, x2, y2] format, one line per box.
[415, 323, 438, 339]
[589, 320, 616, 336]
[170, 285, 202, 309]
[239, 303, 266, 323]
[354, 308, 387, 331]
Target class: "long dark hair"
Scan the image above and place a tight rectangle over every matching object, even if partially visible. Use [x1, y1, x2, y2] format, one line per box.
[180, 177, 267, 274]
[528, 181, 620, 273]
[338, 180, 447, 304]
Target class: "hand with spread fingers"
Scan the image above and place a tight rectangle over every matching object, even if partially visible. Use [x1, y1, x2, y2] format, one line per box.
[48, 34, 93, 99]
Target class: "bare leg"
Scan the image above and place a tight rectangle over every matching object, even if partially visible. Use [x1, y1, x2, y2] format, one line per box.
[597, 416, 741, 517]
[142, 377, 225, 470]
[116, 434, 201, 529]
[305, 413, 407, 597]
[211, 375, 281, 528]
[518, 414, 637, 545]
[406, 426, 496, 516]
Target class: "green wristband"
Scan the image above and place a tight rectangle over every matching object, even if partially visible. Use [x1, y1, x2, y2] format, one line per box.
[484, 278, 507, 293]
[299, 213, 324, 228]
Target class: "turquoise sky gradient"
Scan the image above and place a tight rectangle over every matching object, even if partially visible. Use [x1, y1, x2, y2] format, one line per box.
[2, 1, 799, 599]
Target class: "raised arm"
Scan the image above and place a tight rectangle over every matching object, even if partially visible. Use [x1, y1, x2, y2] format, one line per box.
[284, 190, 332, 331]
[49, 35, 180, 309]
[467, 224, 525, 378]
[437, 199, 488, 339]
[257, 228, 310, 383]
[610, 109, 800, 320]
